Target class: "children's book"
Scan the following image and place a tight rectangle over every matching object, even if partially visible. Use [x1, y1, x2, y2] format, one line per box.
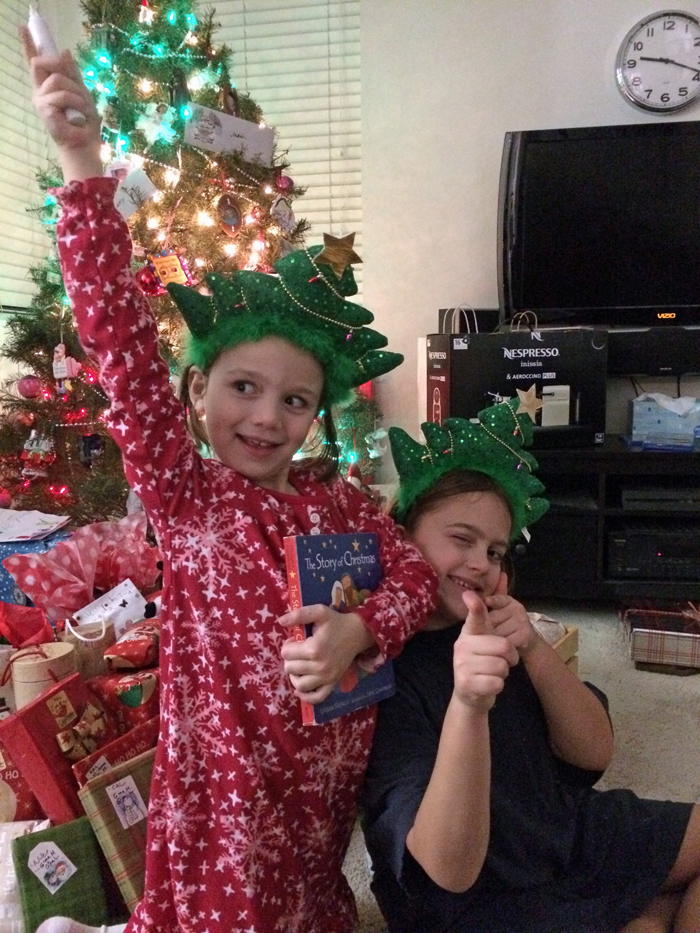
[283, 532, 395, 725]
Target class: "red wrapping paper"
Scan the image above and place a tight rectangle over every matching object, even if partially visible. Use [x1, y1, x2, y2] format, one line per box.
[2, 513, 161, 621]
[0, 740, 45, 821]
[0, 603, 55, 648]
[0, 672, 117, 824]
[87, 670, 160, 735]
[72, 715, 159, 786]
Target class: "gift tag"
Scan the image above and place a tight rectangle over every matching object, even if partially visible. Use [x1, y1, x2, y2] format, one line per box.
[106, 774, 148, 829]
[74, 579, 147, 639]
[27, 841, 77, 893]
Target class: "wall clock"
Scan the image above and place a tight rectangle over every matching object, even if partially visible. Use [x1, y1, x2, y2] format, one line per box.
[615, 9, 700, 112]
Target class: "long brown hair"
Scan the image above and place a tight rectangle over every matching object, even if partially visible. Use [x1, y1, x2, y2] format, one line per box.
[177, 362, 341, 482]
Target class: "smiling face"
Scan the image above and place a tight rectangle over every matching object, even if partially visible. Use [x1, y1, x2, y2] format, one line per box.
[409, 490, 512, 629]
[188, 336, 324, 493]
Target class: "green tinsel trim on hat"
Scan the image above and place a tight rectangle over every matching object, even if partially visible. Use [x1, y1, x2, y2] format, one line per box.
[390, 399, 550, 539]
[168, 243, 403, 409]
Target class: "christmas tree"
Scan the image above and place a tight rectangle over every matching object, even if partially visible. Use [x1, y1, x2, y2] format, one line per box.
[0, 0, 310, 525]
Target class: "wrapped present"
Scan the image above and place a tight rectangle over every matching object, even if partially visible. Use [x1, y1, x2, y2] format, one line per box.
[88, 669, 159, 735]
[11, 816, 113, 930]
[104, 620, 160, 671]
[8, 642, 77, 710]
[72, 715, 159, 787]
[0, 742, 45, 823]
[0, 530, 72, 606]
[0, 819, 50, 933]
[2, 513, 161, 622]
[78, 747, 156, 913]
[0, 673, 117, 824]
[622, 602, 700, 671]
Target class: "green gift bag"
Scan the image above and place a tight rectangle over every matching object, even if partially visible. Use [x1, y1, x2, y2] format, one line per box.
[11, 815, 111, 931]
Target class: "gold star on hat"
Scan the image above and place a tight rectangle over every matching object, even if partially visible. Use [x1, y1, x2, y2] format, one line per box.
[516, 384, 544, 423]
[314, 232, 362, 278]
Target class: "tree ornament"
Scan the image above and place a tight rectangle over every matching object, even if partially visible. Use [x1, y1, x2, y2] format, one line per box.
[217, 194, 242, 237]
[220, 81, 240, 116]
[21, 431, 56, 479]
[135, 265, 166, 296]
[136, 102, 176, 145]
[53, 343, 82, 395]
[169, 68, 189, 111]
[79, 434, 105, 467]
[97, 94, 120, 132]
[275, 174, 294, 193]
[270, 195, 296, 235]
[148, 249, 192, 287]
[347, 462, 362, 489]
[0, 488, 12, 509]
[17, 375, 42, 399]
[13, 411, 35, 428]
[138, 0, 155, 25]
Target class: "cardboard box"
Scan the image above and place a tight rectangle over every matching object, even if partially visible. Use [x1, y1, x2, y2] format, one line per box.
[426, 328, 608, 448]
[78, 747, 156, 913]
[0, 673, 117, 824]
[553, 625, 579, 676]
[623, 606, 700, 671]
[72, 715, 159, 787]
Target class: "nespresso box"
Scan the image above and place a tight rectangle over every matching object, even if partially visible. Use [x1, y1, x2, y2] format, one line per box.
[426, 327, 608, 448]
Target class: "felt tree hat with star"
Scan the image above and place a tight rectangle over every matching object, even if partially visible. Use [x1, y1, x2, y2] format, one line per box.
[389, 399, 550, 539]
[168, 233, 403, 408]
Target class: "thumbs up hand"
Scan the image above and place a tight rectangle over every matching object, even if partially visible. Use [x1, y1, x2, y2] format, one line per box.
[484, 572, 538, 656]
[453, 588, 519, 712]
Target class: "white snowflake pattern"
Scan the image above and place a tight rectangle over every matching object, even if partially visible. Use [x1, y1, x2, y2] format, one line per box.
[166, 672, 230, 781]
[171, 505, 255, 598]
[297, 719, 368, 807]
[148, 786, 208, 850]
[239, 627, 292, 717]
[215, 797, 286, 897]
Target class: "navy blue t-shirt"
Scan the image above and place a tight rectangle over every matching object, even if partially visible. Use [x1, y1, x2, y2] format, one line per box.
[361, 622, 691, 933]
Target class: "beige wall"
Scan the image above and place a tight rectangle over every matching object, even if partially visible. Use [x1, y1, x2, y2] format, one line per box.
[360, 0, 700, 446]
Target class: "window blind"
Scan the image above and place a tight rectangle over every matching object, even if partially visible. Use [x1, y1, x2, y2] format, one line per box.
[214, 0, 362, 290]
[0, 0, 51, 309]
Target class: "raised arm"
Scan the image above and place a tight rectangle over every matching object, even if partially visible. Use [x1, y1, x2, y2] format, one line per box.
[406, 591, 518, 893]
[485, 580, 614, 772]
[23, 35, 203, 537]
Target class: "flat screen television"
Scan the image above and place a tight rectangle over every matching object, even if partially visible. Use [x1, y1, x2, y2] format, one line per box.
[498, 121, 700, 328]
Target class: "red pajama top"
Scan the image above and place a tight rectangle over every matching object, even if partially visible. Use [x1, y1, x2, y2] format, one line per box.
[55, 177, 437, 933]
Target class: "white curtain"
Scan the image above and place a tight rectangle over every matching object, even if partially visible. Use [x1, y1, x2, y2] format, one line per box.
[214, 0, 363, 289]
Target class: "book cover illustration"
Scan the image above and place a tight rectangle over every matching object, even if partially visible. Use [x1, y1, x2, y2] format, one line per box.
[284, 532, 394, 725]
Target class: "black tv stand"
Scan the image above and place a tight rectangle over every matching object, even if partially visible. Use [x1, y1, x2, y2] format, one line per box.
[511, 436, 700, 602]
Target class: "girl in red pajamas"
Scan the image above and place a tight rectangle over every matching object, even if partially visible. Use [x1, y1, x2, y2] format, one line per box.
[24, 35, 437, 933]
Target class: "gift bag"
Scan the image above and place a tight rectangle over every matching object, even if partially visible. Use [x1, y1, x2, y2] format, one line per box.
[0, 819, 50, 933]
[58, 618, 116, 680]
[11, 816, 112, 931]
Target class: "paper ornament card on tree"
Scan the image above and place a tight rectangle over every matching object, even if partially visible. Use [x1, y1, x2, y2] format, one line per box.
[184, 104, 275, 165]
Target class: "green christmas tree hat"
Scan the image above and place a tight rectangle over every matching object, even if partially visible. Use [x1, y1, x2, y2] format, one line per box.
[168, 235, 403, 408]
[389, 399, 550, 538]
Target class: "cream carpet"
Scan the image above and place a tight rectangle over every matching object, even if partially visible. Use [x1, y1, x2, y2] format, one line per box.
[343, 599, 700, 932]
